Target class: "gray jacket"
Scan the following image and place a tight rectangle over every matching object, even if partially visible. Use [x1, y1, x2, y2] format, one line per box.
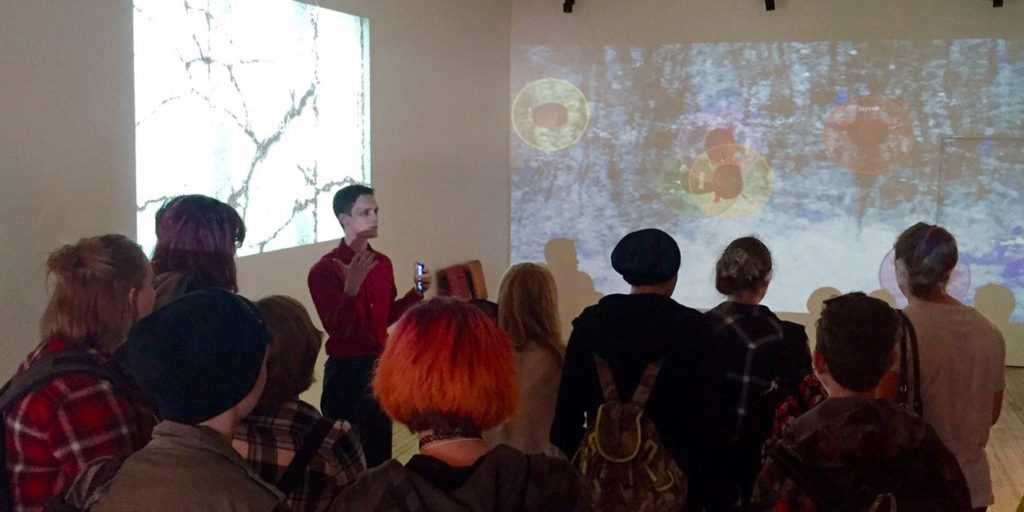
[86, 421, 285, 512]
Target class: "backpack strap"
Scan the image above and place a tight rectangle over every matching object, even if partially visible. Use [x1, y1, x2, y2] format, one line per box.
[629, 362, 662, 408]
[1, 350, 127, 512]
[275, 416, 336, 496]
[593, 356, 620, 402]
[0, 350, 126, 412]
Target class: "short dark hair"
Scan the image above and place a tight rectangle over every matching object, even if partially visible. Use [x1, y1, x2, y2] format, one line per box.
[715, 236, 772, 295]
[816, 292, 900, 392]
[893, 222, 958, 299]
[333, 184, 374, 217]
[152, 195, 245, 291]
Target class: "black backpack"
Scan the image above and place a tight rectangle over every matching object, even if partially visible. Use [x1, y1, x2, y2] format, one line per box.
[0, 350, 128, 512]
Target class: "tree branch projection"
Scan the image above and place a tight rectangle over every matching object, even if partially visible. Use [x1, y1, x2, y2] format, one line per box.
[134, 0, 368, 255]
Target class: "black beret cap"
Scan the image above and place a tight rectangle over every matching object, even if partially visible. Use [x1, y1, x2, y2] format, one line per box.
[122, 288, 269, 424]
[611, 228, 681, 286]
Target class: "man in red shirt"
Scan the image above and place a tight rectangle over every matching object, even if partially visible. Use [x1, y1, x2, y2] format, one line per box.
[307, 184, 430, 467]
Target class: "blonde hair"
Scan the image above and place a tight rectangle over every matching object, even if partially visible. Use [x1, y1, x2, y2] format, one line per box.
[40, 234, 151, 353]
[497, 263, 563, 360]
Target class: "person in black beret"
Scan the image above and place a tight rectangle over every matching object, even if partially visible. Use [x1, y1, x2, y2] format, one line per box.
[73, 289, 288, 512]
[550, 228, 712, 508]
[610, 228, 682, 286]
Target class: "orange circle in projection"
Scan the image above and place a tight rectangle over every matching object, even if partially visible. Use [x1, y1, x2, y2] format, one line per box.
[685, 144, 773, 219]
[824, 96, 915, 175]
[511, 78, 590, 152]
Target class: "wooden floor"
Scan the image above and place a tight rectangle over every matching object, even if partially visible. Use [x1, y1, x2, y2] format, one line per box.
[393, 368, 1024, 510]
[989, 367, 1024, 511]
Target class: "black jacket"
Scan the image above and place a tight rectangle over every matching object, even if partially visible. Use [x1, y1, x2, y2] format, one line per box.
[330, 445, 590, 512]
[549, 293, 710, 474]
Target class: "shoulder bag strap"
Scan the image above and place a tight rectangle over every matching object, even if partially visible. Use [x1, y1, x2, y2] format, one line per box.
[896, 311, 923, 416]
[276, 416, 336, 495]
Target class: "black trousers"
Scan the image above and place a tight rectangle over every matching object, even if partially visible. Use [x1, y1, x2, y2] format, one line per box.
[321, 356, 393, 468]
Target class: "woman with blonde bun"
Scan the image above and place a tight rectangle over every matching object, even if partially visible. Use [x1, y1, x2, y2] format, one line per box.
[2, 234, 156, 512]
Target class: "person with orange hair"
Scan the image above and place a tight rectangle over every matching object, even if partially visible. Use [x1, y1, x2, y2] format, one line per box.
[330, 299, 588, 511]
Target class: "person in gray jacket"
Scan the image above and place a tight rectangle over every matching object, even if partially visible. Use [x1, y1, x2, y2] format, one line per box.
[68, 289, 287, 512]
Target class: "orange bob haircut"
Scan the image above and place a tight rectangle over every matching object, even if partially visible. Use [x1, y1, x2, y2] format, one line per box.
[373, 298, 519, 433]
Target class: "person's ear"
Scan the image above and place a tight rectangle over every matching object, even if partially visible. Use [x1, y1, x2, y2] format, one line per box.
[127, 287, 140, 322]
[894, 259, 911, 294]
[813, 349, 829, 377]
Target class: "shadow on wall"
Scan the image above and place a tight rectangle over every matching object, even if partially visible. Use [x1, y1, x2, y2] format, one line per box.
[975, 284, 1024, 367]
[534, 237, 1023, 368]
[544, 238, 602, 338]
[775, 286, 842, 351]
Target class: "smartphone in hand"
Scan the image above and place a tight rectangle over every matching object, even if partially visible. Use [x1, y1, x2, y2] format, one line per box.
[415, 262, 426, 293]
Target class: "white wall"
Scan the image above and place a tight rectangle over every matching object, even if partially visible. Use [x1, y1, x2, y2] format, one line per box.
[0, 0, 512, 388]
[512, 0, 1022, 46]
[3, 0, 1021, 385]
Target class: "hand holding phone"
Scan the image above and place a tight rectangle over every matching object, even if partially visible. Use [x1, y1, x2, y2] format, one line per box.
[415, 262, 427, 294]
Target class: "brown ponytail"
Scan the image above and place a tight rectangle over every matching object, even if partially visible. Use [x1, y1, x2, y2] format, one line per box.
[40, 234, 151, 353]
[715, 236, 773, 296]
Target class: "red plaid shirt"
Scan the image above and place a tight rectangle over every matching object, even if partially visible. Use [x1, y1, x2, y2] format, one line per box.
[3, 339, 155, 512]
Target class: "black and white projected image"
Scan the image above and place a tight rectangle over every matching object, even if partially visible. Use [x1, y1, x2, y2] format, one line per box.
[134, 0, 370, 256]
[511, 39, 1024, 320]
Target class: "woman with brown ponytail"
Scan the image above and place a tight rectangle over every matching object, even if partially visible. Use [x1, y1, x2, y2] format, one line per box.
[2, 234, 157, 512]
[895, 222, 1004, 511]
[701, 236, 812, 512]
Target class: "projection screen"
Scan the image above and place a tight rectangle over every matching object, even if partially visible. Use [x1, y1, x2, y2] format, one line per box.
[511, 39, 1024, 321]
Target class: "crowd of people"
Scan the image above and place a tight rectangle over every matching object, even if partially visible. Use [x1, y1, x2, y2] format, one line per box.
[0, 184, 1008, 512]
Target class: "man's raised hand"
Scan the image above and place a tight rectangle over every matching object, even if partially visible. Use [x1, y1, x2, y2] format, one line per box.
[334, 251, 378, 297]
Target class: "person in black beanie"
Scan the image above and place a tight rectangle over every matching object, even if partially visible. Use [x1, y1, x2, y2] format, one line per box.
[74, 289, 288, 512]
[550, 228, 711, 508]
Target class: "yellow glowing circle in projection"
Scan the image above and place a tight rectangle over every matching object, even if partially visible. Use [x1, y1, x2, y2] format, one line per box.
[512, 78, 590, 151]
[685, 144, 773, 219]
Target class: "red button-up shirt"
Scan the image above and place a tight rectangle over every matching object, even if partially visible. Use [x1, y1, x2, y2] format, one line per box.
[3, 339, 155, 512]
[307, 241, 421, 359]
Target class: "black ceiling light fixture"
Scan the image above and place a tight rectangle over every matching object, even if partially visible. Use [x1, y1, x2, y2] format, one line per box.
[993, 0, 1002, 6]
[564, 0, 575, 13]
[765, 0, 776, 11]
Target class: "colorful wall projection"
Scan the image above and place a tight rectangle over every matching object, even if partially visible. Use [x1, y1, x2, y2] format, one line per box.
[511, 39, 1024, 320]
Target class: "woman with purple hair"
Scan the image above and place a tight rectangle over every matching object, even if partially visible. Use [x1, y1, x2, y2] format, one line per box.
[151, 194, 246, 308]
